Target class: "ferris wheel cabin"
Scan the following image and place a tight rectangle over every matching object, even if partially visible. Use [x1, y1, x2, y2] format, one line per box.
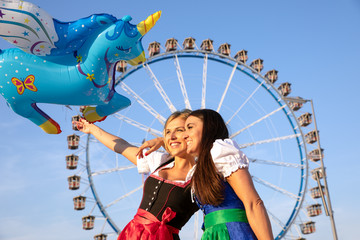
[165, 38, 178, 52]
[310, 185, 325, 199]
[311, 167, 325, 180]
[234, 50, 248, 63]
[67, 175, 81, 190]
[288, 97, 304, 111]
[265, 69, 278, 84]
[307, 203, 322, 217]
[148, 41, 161, 57]
[298, 113, 312, 127]
[300, 221, 316, 234]
[82, 215, 95, 230]
[278, 82, 291, 96]
[217, 43, 231, 56]
[79, 105, 87, 113]
[116, 60, 128, 73]
[71, 115, 81, 131]
[183, 37, 196, 50]
[94, 233, 107, 240]
[73, 195, 86, 210]
[308, 148, 324, 162]
[305, 130, 318, 144]
[200, 39, 214, 51]
[65, 154, 79, 170]
[250, 58, 263, 72]
[67, 134, 80, 150]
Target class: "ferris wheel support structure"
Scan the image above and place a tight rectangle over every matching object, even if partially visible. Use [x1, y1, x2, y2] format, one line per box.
[284, 97, 338, 240]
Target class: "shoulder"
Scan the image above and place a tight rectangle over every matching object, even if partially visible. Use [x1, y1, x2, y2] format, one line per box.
[137, 150, 172, 174]
[211, 139, 249, 178]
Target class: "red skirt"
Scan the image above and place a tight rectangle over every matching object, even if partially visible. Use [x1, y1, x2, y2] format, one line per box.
[118, 207, 180, 240]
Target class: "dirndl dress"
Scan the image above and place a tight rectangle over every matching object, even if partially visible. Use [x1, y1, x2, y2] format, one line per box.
[118, 152, 198, 240]
[198, 182, 257, 240]
[192, 139, 258, 240]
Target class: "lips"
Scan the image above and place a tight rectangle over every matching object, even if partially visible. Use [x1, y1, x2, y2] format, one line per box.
[170, 142, 180, 147]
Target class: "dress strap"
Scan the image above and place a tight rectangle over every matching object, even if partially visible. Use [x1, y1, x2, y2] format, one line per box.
[204, 208, 248, 229]
[155, 158, 175, 171]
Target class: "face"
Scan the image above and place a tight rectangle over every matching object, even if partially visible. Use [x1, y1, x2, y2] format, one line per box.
[164, 117, 188, 157]
[184, 116, 204, 156]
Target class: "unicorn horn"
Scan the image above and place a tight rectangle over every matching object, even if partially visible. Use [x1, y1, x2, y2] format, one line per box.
[137, 11, 162, 36]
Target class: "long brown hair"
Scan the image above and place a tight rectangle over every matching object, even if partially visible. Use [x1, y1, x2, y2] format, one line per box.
[191, 109, 229, 206]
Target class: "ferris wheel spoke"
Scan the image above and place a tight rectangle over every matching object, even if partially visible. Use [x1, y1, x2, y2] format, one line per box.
[226, 80, 266, 124]
[267, 210, 286, 232]
[248, 157, 303, 168]
[252, 176, 300, 200]
[119, 82, 166, 125]
[143, 63, 177, 113]
[217, 62, 238, 112]
[113, 113, 163, 137]
[79, 184, 91, 196]
[104, 185, 144, 209]
[91, 165, 137, 176]
[174, 55, 192, 110]
[230, 105, 286, 138]
[201, 53, 208, 109]
[236, 133, 301, 148]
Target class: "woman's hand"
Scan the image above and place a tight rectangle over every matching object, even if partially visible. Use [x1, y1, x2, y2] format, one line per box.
[136, 137, 164, 158]
[73, 118, 93, 134]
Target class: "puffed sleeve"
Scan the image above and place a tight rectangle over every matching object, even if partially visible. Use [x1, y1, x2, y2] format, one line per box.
[210, 139, 249, 178]
[136, 150, 172, 174]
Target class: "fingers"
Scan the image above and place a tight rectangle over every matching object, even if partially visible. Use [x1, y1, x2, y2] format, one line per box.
[136, 137, 164, 158]
[136, 144, 148, 159]
[144, 146, 156, 156]
[72, 118, 91, 133]
[136, 150, 144, 159]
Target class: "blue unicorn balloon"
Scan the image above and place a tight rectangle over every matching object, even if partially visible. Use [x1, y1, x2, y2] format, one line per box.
[0, 0, 161, 134]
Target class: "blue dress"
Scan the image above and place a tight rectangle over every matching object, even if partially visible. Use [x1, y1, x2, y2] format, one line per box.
[197, 182, 257, 240]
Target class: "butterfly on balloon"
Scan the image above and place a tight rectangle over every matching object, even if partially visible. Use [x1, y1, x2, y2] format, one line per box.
[11, 75, 38, 95]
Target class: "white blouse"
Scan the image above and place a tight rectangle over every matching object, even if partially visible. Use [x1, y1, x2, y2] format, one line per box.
[137, 139, 248, 183]
[137, 150, 171, 174]
[136, 150, 192, 183]
[187, 138, 249, 181]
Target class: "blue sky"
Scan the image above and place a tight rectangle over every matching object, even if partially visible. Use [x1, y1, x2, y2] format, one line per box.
[0, 0, 359, 239]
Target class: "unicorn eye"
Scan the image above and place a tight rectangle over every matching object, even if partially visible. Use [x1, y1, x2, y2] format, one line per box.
[116, 46, 131, 53]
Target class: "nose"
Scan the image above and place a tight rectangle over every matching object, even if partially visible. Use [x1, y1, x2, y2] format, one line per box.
[170, 131, 177, 139]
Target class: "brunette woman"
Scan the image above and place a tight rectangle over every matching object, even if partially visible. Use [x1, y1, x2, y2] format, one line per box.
[74, 109, 198, 240]
[183, 109, 273, 240]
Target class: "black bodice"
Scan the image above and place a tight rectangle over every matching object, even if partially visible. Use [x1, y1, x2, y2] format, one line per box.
[139, 171, 198, 230]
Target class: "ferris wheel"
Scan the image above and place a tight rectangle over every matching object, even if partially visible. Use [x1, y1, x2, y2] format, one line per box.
[64, 37, 336, 240]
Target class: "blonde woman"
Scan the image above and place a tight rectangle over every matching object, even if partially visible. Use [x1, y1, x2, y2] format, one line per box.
[74, 109, 198, 240]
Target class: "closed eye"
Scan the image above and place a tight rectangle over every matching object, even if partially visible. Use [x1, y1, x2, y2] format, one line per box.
[116, 46, 131, 53]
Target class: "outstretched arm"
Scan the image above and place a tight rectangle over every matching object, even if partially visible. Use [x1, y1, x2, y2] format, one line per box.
[74, 118, 139, 165]
[227, 168, 274, 240]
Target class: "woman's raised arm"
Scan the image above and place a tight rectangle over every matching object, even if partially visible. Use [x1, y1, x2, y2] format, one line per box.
[74, 118, 139, 165]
